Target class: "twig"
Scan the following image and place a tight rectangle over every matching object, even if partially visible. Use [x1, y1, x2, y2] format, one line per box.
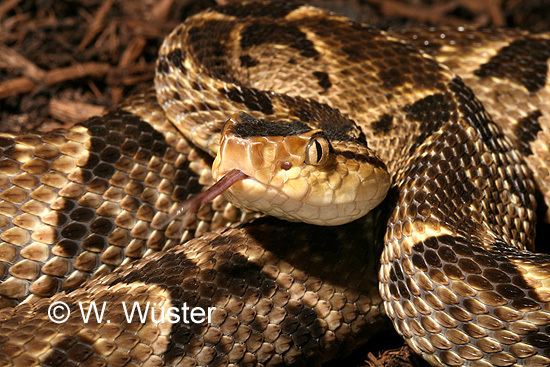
[370, 0, 459, 23]
[119, 36, 146, 67]
[151, 0, 174, 21]
[111, 36, 147, 103]
[0, 78, 35, 99]
[0, 0, 20, 20]
[49, 98, 106, 124]
[44, 63, 112, 86]
[0, 46, 46, 80]
[365, 346, 415, 367]
[0, 62, 111, 99]
[78, 0, 114, 50]
[461, 0, 504, 26]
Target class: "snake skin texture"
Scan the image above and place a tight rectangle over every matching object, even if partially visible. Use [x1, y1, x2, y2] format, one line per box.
[0, 1, 549, 366]
[393, 27, 550, 227]
[0, 91, 254, 308]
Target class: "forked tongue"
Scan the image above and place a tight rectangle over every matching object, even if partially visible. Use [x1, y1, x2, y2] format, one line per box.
[156, 169, 248, 229]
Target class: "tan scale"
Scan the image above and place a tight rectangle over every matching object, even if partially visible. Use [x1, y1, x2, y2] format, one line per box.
[0, 91, 249, 307]
[394, 27, 550, 224]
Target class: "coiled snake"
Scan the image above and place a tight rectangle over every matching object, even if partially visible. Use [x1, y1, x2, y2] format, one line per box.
[0, 1, 550, 366]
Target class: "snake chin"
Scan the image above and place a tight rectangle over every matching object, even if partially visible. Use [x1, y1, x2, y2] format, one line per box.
[212, 167, 389, 226]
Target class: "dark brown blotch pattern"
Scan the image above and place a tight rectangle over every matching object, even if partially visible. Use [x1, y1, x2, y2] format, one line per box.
[329, 27, 446, 91]
[371, 114, 394, 134]
[279, 95, 367, 146]
[378, 67, 407, 89]
[240, 23, 319, 59]
[404, 93, 455, 125]
[223, 86, 274, 115]
[239, 54, 260, 68]
[474, 38, 550, 93]
[403, 92, 457, 153]
[156, 58, 170, 74]
[513, 110, 543, 155]
[22, 216, 383, 366]
[312, 71, 331, 91]
[231, 113, 311, 138]
[449, 78, 508, 154]
[388, 226, 549, 362]
[0, 109, 214, 302]
[187, 20, 235, 82]
[167, 48, 186, 73]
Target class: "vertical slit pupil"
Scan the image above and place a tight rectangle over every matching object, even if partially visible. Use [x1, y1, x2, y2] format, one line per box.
[314, 140, 322, 162]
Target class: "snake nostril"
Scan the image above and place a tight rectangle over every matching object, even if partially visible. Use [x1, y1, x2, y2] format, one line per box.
[280, 161, 292, 170]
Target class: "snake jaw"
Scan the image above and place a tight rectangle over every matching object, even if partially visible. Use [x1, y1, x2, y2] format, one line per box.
[208, 114, 391, 226]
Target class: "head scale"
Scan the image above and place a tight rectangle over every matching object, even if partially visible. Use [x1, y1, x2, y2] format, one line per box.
[211, 112, 390, 225]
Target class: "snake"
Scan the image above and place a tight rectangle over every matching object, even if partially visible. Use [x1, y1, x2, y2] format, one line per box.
[0, 1, 549, 366]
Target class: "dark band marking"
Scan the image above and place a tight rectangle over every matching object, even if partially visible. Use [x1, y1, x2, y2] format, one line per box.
[534, 189, 550, 251]
[340, 34, 438, 83]
[514, 110, 542, 155]
[196, 101, 220, 112]
[448, 78, 534, 239]
[449, 78, 508, 154]
[222, 87, 274, 115]
[240, 54, 259, 68]
[103, 246, 283, 365]
[54, 240, 79, 257]
[403, 92, 456, 153]
[166, 49, 186, 73]
[280, 95, 368, 147]
[378, 67, 406, 89]
[156, 58, 170, 74]
[240, 23, 319, 58]
[0, 136, 13, 147]
[187, 20, 235, 82]
[474, 38, 550, 93]
[413, 235, 548, 303]
[341, 45, 368, 62]
[82, 235, 106, 252]
[231, 113, 311, 137]
[371, 114, 394, 134]
[312, 71, 331, 91]
[404, 93, 455, 125]
[334, 149, 386, 169]
[216, 1, 302, 18]
[380, 41, 445, 90]
[191, 81, 201, 91]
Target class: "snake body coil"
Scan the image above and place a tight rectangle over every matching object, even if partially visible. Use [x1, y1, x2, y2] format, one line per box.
[0, 1, 549, 366]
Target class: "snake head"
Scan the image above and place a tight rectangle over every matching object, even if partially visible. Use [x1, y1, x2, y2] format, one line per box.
[207, 112, 390, 226]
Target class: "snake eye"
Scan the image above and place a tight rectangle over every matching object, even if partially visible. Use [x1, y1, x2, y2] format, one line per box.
[305, 135, 330, 166]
